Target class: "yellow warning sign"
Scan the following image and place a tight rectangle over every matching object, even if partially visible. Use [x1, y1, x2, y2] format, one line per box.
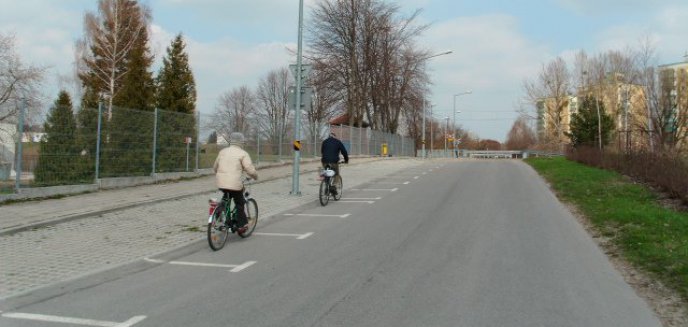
[293, 140, 302, 151]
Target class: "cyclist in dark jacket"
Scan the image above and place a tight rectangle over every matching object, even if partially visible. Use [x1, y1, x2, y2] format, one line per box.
[321, 132, 349, 176]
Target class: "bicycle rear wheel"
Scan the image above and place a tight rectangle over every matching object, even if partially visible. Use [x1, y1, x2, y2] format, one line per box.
[319, 179, 330, 206]
[207, 204, 229, 251]
[238, 199, 258, 238]
[332, 175, 343, 201]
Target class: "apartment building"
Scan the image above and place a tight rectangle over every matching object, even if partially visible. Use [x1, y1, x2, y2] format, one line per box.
[537, 74, 648, 150]
[658, 57, 688, 150]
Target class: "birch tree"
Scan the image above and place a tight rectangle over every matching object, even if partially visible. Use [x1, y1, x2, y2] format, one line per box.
[78, 0, 150, 116]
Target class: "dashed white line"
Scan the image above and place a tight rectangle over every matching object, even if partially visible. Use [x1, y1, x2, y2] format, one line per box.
[284, 213, 350, 218]
[169, 261, 239, 268]
[143, 258, 164, 264]
[298, 232, 315, 239]
[403, 181, 410, 185]
[413, 176, 419, 179]
[349, 188, 398, 192]
[338, 200, 375, 204]
[254, 232, 314, 239]
[230, 261, 257, 272]
[1, 313, 146, 327]
[340, 197, 381, 200]
[144, 258, 257, 272]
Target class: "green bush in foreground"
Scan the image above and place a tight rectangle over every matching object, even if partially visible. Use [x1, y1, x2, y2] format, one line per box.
[526, 156, 688, 299]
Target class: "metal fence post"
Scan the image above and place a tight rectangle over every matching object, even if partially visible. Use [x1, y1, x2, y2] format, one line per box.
[358, 126, 362, 156]
[255, 134, 260, 164]
[195, 111, 200, 171]
[14, 99, 26, 192]
[95, 101, 103, 182]
[152, 108, 158, 175]
[401, 135, 404, 156]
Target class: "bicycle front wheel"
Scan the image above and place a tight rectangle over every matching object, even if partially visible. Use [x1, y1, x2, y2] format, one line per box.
[238, 199, 258, 238]
[319, 179, 330, 206]
[207, 205, 229, 251]
[332, 175, 343, 201]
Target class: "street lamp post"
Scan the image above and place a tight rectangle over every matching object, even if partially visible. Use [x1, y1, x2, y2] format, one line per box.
[420, 50, 453, 159]
[453, 91, 471, 158]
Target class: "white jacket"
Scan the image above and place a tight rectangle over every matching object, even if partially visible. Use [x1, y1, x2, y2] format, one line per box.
[213, 145, 258, 190]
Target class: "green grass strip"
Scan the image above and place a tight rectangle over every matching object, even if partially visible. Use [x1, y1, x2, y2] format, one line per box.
[526, 157, 688, 299]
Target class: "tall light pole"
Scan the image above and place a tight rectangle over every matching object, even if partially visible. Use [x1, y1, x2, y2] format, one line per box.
[453, 91, 471, 158]
[291, 0, 304, 195]
[420, 50, 453, 159]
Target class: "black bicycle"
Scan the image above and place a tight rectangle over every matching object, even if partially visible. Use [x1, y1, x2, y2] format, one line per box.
[207, 179, 258, 251]
[319, 162, 343, 206]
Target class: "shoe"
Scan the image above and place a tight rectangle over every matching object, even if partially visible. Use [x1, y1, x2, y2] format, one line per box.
[237, 225, 248, 234]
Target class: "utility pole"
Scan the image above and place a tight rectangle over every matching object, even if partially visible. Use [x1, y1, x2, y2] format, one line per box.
[291, 0, 305, 195]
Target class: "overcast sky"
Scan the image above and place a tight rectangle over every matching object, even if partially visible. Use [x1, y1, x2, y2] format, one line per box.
[1, 0, 687, 141]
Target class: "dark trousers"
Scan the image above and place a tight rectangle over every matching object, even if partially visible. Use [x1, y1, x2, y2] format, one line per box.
[220, 189, 247, 227]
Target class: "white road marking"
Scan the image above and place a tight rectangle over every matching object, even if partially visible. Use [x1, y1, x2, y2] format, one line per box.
[143, 258, 164, 264]
[284, 213, 350, 218]
[230, 261, 257, 272]
[1, 313, 146, 327]
[145, 259, 256, 272]
[254, 232, 313, 239]
[298, 232, 315, 239]
[169, 261, 239, 268]
[340, 197, 381, 200]
[368, 182, 407, 185]
[403, 181, 410, 185]
[350, 188, 398, 192]
[338, 200, 375, 204]
[413, 176, 419, 179]
[422, 172, 427, 175]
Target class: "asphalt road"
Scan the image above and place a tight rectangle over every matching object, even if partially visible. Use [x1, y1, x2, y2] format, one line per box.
[0, 160, 662, 327]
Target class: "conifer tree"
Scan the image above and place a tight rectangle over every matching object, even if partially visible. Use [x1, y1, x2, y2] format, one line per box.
[155, 33, 197, 172]
[156, 33, 196, 114]
[567, 96, 615, 148]
[35, 91, 79, 185]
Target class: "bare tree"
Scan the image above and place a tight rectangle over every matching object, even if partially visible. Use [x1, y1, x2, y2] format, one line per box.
[306, 59, 342, 144]
[0, 32, 45, 126]
[79, 0, 150, 116]
[523, 57, 572, 149]
[308, 0, 429, 133]
[505, 116, 537, 150]
[256, 68, 292, 154]
[211, 85, 255, 141]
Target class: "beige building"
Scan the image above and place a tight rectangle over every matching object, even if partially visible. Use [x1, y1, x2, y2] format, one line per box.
[578, 74, 649, 151]
[658, 58, 688, 150]
[537, 75, 648, 150]
[536, 95, 577, 145]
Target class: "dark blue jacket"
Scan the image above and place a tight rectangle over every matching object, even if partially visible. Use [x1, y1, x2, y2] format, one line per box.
[321, 137, 349, 164]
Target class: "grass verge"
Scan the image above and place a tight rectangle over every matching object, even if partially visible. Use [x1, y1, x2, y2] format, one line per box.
[526, 156, 688, 301]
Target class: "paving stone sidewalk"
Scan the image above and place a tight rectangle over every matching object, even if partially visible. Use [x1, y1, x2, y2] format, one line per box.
[0, 157, 427, 300]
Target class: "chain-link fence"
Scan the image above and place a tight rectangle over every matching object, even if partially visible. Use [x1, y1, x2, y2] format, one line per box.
[1, 105, 417, 194]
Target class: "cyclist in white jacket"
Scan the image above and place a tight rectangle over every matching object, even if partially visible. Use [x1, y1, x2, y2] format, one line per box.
[213, 132, 258, 231]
